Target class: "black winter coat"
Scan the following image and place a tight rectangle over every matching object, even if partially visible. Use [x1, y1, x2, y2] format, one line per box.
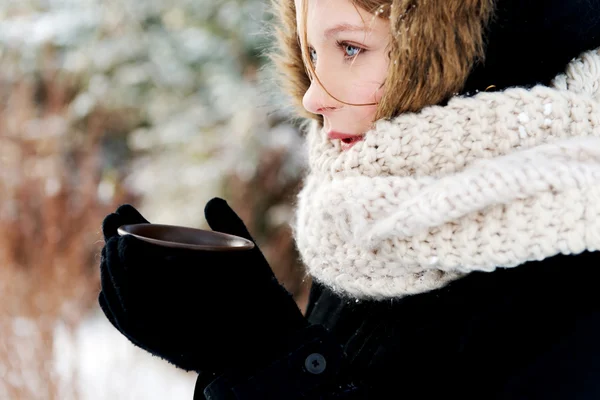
[195, 1, 600, 398]
[197, 252, 600, 399]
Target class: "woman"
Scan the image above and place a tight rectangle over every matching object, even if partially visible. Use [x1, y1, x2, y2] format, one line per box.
[98, 0, 600, 398]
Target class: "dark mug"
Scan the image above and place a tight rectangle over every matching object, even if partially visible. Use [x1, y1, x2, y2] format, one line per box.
[117, 223, 255, 251]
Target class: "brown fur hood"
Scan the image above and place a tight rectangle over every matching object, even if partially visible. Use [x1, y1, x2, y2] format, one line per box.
[267, 0, 600, 122]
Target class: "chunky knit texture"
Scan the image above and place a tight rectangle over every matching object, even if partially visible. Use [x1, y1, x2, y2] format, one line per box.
[293, 48, 600, 300]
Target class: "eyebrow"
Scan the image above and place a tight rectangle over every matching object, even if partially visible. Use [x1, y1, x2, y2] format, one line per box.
[324, 23, 369, 39]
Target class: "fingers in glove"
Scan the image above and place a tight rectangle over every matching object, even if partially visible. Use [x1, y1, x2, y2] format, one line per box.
[100, 246, 128, 330]
[102, 204, 149, 242]
[115, 204, 149, 225]
[98, 290, 124, 334]
[102, 213, 123, 242]
[204, 197, 254, 242]
[104, 235, 134, 312]
[204, 197, 275, 281]
[98, 292, 145, 348]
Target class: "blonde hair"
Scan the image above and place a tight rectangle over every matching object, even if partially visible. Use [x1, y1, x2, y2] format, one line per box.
[268, 0, 495, 123]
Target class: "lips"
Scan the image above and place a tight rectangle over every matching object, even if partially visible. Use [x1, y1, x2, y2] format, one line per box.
[327, 131, 365, 151]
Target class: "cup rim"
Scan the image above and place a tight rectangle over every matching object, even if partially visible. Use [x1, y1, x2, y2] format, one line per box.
[117, 223, 255, 251]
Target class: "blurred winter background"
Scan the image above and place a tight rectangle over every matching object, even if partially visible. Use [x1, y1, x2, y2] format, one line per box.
[0, 0, 311, 398]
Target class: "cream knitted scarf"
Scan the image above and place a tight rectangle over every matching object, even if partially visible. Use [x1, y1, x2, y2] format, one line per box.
[292, 48, 600, 300]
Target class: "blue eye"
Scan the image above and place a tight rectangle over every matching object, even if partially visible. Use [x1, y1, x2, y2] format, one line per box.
[309, 48, 317, 63]
[344, 45, 360, 58]
[307, 43, 365, 65]
[336, 41, 364, 60]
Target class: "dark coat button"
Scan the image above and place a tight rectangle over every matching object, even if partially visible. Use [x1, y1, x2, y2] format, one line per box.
[305, 353, 327, 374]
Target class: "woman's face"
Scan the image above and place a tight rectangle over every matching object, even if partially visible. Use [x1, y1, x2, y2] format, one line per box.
[296, 0, 390, 138]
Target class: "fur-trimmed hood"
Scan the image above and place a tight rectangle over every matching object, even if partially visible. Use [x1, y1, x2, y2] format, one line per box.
[268, 0, 600, 121]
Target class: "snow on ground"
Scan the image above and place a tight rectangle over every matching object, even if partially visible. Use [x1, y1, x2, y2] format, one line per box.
[54, 308, 196, 399]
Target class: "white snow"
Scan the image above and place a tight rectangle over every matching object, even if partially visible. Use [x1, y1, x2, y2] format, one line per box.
[53, 310, 197, 399]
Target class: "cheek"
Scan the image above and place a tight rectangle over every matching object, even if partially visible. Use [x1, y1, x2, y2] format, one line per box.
[344, 105, 377, 135]
[350, 82, 384, 123]
[343, 82, 380, 106]
[357, 105, 379, 126]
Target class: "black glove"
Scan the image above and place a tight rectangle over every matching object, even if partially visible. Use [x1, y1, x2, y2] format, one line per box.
[98, 198, 308, 374]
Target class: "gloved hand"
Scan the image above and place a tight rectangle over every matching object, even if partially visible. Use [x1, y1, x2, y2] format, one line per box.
[98, 198, 308, 374]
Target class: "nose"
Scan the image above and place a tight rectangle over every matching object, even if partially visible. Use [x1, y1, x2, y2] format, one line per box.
[302, 75, 340, 116]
